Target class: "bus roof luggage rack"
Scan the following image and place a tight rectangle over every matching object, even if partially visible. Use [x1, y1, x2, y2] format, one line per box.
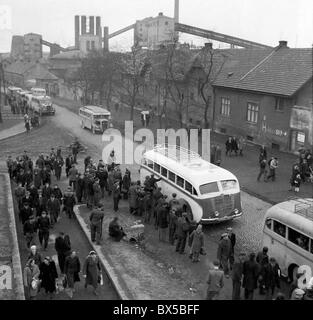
[287, 197, 313, 221]
[153, 144, 201, 164]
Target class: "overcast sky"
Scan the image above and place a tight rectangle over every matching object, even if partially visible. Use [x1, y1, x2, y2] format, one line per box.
[0, 0, 313, 52]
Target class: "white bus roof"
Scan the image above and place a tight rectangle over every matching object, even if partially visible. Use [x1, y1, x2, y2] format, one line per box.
[80, 105, 111, 114]
[143, 145, 238, 187]
[32, 95, 51, 100]
[8, 86, 22, 91]
[264, 198, 313, 236]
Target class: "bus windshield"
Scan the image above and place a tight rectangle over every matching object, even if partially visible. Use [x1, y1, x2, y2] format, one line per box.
[221, 180, 238, 191]
[199, 182, 219, 194]
[40, 98, 51, 105]
[93, 114, 109, 119]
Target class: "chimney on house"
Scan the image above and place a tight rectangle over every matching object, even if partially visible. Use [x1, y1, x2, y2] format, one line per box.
[278, 40, 288, 48]
[158, 12, 163, 16]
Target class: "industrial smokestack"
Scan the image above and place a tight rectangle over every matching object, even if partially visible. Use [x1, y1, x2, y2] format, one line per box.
[75, 15, 80, 49]
[174, 0, 179, 23]
[89, 16, 94, 35]
[96, 16, 101, 36]
[81, 15, 87, 35]
[103, 26, 109, 52]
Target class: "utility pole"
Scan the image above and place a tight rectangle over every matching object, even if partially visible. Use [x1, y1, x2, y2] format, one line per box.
[0, 61, 4, 123]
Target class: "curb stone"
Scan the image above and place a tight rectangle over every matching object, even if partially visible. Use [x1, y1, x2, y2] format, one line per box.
[1, 168, 25, 300]
[74, 205, 133, 300]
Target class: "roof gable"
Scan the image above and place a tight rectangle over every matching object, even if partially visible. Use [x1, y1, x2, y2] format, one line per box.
[213, 47, 313, 96]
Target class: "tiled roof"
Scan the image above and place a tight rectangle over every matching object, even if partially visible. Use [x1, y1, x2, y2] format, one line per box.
[212, 47, 313, 96]
[50, 50, 86, 60]
[5, 61, 36, 75]
[25, 63, 59, 81]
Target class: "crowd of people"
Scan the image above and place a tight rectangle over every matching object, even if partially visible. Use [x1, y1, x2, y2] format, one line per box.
[7, 140, 105, 299]
[7, 133, 313, 301]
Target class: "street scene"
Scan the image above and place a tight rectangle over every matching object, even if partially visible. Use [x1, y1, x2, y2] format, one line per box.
[0, 0, 313, 304]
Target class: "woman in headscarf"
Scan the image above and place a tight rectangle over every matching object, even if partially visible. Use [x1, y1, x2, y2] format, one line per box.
[64, 250, 81, 299]
[24, 258, 40, 300]
[83, 251, 102, 296]
[189, 224, 204, 262]
[39, 256, 58, 298]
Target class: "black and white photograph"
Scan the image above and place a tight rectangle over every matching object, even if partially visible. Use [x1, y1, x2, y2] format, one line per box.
[0, 0, 313, 310]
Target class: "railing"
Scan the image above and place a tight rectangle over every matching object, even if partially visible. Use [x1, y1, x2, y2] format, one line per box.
[153, 144, 201, 163]
[287, 197, 313, 221]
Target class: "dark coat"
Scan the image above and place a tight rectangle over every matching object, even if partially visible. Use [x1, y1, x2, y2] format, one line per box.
[39, 261, 58, 293]
[83, 256, 101, 288]
[242, 260, 259, 290]
[64, 256, 81, 285]
[156, 207, 169, 229]
[55, 236, 70, 254]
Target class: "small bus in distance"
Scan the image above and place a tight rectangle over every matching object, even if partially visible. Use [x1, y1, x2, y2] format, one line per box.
[79, 106, 111, 134]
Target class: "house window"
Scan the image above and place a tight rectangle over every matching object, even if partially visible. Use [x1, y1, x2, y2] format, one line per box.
[165, 21, 169, 26]
[190, 92, 194, 101]
[275, 98, 285, 111]
[247, 102, 259, 123]
[221, 97, 230, 116]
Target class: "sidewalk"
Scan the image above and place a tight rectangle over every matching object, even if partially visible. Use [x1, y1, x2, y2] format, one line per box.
[0, 164, 25, 300]
[0, 122, 25, 141]
[55, 95, 309, 205]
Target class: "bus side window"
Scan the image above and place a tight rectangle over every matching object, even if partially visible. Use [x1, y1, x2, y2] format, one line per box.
[161, 166, 168, 178]
[192, 188, 198, 196]
[147, 160, 153, 169]
[310, 239, 313, 255]
[154, 163, 160, 173]
[185, 181, 193, 194]
[265, 218, 272, 230]
[273, 220, 286, 238]
[288, 227, 309, 252]
[168, 171, 175, 182]
[177, 176, 184, 188]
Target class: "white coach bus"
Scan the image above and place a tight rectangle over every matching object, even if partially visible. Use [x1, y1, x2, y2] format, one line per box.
[79, 106, 111, 134]
[140, 145, 242, 224]
[262, 198, 313, 281]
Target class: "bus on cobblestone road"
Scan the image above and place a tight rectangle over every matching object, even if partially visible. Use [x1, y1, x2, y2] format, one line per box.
[263, 198, 313, 282]
[140, 144, 242, 224]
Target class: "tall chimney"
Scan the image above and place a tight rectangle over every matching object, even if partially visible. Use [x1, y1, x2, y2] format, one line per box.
[174, 0, 179, 23]
[89, 16, 94, 35]
[96, 16, 101, 36]
[75, 15, 80, 49]
[103, 26, 109, 52]
[81, 15, 87, 35]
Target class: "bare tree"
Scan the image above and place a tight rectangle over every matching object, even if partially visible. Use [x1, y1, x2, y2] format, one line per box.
[163, 41, 188, 128]
[198, 47, 228, 128]
[118, 47, 150, 120]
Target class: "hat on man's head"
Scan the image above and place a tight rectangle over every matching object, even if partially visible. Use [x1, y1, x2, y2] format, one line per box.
[221, 233, 228, 238]
[294, 288, 305, 296]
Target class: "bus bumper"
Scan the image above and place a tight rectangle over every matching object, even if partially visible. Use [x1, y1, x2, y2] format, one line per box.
[200, 211, 243, 224]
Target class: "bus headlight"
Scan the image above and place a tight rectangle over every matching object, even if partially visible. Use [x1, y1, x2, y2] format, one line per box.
[214, 211, 219, 217]
[234, 209, 239, 214]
